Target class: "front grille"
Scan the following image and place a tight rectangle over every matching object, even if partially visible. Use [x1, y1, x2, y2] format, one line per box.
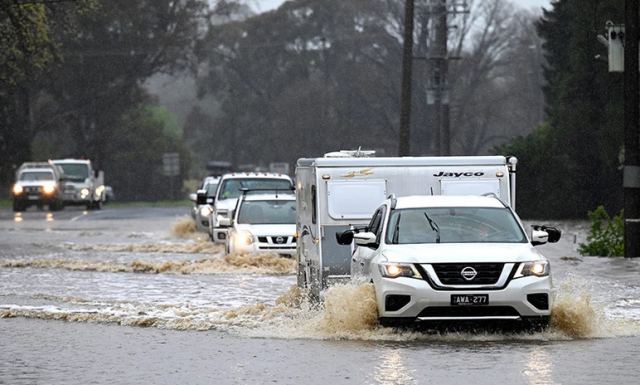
[257, 236, 292, 245]
[25, 186, 41, 193]
[418, 306, 520, 318]
[432, 263, 504, 285]
[258, 246, 296, 250]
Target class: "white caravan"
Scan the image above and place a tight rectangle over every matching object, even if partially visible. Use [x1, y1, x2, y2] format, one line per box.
[295, 152, 518, 298]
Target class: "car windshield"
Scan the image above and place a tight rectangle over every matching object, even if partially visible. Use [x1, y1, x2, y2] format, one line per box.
[20, 171, 54, 181]
[205, 182, 219, 197]
[58, 163, 89, 180]
[237, 200, 296, 224]
[218, 178, 292, 200]
[385, 207, 527, 244]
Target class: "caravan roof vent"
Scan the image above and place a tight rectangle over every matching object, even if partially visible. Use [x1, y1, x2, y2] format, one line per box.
[324, 148, 376, 158]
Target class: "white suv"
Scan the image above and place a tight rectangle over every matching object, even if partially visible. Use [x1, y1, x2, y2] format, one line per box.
[341, 195, 561, 329]
[223, 191, 296, 256]
[208, 173, 293, 244]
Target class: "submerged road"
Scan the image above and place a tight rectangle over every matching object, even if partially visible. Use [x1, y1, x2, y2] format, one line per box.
[1, 206, 639, 385]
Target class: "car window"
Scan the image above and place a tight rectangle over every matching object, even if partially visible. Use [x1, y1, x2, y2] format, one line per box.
[20, 171, 54, 181]
[237, 200, 296, 224]
[385, 207, 527, 244]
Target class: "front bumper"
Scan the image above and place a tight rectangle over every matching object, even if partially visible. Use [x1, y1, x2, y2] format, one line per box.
[374, 274, 553, 320]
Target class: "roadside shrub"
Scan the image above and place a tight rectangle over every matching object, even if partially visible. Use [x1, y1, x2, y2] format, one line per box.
[578, 206, 624, 257]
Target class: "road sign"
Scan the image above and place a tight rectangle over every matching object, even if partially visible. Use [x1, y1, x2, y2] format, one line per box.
[162, 152, 180, 177]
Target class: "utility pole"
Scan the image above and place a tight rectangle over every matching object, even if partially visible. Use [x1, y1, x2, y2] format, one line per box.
[624, 0, 640, 258]
[426, 1, 466, 156]
[399, 0, 415, 157]
[433, 0, 449, 156]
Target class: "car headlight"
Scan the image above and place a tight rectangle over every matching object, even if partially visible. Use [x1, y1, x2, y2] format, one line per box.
[233, 231, 254, 247]
[378, 263, 421, 279]
[42, 184, 55, 194]
[12, 185, 23, 195]
[80, 188, 90, 199]
[515, 260, 549, 278]
[200, 205, 213, 217]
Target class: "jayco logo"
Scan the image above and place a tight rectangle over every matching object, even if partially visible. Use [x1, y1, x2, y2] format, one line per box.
[433, 171, 485, 177]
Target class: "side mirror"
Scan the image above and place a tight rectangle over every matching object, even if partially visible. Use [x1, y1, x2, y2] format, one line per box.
[336, 230, 354, 245]
[189, 193, 197, 203]
[218, 217, 232, 227]
[544, 226, 562, 243]
[531, 225, 562, 246]
[196, 189, 207, 205]
[531, 229, 549, 246]
[354, 232, 377, 246]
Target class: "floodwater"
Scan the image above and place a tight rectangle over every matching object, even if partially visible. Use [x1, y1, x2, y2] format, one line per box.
[1, 207, 639, 384]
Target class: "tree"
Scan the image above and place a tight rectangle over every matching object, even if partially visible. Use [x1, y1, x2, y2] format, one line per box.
[500, 0, 624, 218]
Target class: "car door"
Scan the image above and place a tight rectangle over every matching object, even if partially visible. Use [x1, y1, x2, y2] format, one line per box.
[351, 205, 387, 278]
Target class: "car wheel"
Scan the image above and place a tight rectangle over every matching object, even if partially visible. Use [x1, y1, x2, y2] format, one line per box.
[12, 201, 25, 212]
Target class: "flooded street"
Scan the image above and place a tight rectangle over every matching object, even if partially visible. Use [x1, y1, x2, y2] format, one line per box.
[1, 206, 640, 384]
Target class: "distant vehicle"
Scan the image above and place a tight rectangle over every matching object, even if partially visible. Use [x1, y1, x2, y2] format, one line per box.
[206, 160, 233, 177]
[105, 186, 115, 202]
[269, 162, 290, 175]
[12, 162, 65, 212]
[192, 176, 220, 233]
[337, 195, 561, 330]
[53, 159, 106, 210]
[221, 190, 296, 256]
[295, 151, 518, 298]
[208, 172, 294, 244]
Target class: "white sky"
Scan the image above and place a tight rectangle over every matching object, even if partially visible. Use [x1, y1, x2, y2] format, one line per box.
[249, 0, 553, 13]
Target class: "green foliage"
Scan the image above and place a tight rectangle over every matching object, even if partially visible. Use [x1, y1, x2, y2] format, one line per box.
[498, 0, 625, 218]
[147, 106, 181, 140]
[578, 206, 624, 257]
[104, 104, 190, 201]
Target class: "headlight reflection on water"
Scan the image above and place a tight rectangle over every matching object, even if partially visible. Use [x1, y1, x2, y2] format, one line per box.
[524, 348, 558, 385]
[373, 349, 416, 385]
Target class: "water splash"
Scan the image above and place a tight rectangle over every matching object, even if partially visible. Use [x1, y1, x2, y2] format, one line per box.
[0, 253, 296, 275]
[2, 281, 639, 342]
[63, 241, 222, 254]
[171, 217, 197, 238]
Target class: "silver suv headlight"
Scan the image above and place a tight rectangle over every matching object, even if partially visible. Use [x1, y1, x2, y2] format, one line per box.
[199, 205, 213, 217]
[514, 260, 549, 278]
[378, 263, 421, 279]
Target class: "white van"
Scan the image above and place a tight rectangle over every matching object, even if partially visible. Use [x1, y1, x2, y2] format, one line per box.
[295, 151, 518, 298]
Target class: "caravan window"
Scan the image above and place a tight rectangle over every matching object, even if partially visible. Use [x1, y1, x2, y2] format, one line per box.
[441, 180, 501, 199]
[327, 180, 387, 220]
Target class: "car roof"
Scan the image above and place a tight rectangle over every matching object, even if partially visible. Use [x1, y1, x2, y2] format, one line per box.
[202, 176, 220, 184]
[52, 159, 90, 165]
[393, 195, 506, 209]
[21, 168, 54, 174]
[220, 172, 292, 181]
[242, 193, 295, 201]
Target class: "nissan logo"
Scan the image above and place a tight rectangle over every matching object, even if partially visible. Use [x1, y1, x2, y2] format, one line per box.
[461, 267, 477, 281]
[275, 236, 285, 244]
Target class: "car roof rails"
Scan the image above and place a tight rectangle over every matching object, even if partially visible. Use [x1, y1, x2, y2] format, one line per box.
[239, 187, 295, 199]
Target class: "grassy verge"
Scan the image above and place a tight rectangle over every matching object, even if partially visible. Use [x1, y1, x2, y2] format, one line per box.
[0, 200, 10, 209]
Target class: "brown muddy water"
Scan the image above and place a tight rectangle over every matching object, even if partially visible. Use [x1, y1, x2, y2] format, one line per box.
[1, 207, 639, 385]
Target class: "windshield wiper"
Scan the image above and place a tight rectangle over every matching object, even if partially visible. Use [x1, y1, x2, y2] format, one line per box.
[392, 213, 401, 244]
[424, 212, 441, 243]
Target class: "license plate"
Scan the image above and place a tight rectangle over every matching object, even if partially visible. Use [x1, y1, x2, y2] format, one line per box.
[451, 294, 489, 306]
[28, 195, 40, 200]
